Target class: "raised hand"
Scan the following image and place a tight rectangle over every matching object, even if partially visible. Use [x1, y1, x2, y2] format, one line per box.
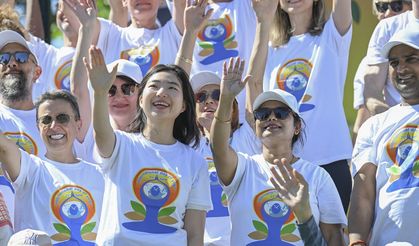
[83, 46, 118, 94]
[63, 0, 97, 26]
[184, 0, 213, 34]
[220, 57, 251, 100]
[270, 158, 312, 223]
[252, 0, 279, 23]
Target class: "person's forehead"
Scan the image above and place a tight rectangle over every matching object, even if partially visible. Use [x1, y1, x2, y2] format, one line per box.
[198, 83, 219, 92]
[0, 42, 30, 53]
[38, 99, 74, 115]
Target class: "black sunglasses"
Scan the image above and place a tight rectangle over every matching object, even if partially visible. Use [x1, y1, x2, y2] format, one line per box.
[195, 89, 220, 103]
[38, 113, 71, 126]
[375, 0, 405, 13]
[108, 83, 138, 97]
[253, 107, 292, 121]
[0, 51, 33, 65]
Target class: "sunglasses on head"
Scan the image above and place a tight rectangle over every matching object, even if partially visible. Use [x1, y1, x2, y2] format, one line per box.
[0, 51, 33, 65]
[38, 113, 71, 126]
[253, 107, 292, 121]
[375, 0, 405, 13]
[195, 89, 220, 103]
[108, 83, 138, 97]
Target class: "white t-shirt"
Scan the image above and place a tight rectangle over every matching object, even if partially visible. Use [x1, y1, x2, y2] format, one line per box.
[264, 17, 353, 165]
[197, 122, 261, 246]
[97, 18, 181, 76]
[167, 0, 256, 123]
[352, 104, 419, 245]
[95, 131, 212, 246]
[224, 154, 346, 245]
[12, 150, 104, 245]
[0, 104, 46, 157]
[353, 57, 368, 109]
[365, 11, 419, 106]
[28, 35, 75, 101]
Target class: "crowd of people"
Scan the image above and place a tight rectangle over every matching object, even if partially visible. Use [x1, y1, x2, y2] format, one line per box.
[0, 0, 418, 245]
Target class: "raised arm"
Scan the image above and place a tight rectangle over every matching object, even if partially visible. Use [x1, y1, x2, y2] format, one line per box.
[364, 63, 389, 115]
[413, 0, 418, 19]
[66, 0, 97, 142]
[175, 0, 212, 74]
[84, 47, 118, 158]
[26, 0, 44, 39]
[0, 131, 21, 182]
[332, 0, 352, 35]
[246, 0, 278, 129]
[109, 0, 129, 27]
[210, 58, 250, 185]
[172, 0, 187, 35]
[348, 163, 377, 244]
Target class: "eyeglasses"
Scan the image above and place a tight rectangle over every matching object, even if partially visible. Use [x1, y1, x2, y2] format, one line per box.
[0, 51, 33, 65]
[253, 107, 292, 121]
[195, 89, 220, 103]
[375, 0, 405, 13]
[38, 113, 71, 126]
[108, 83, 138, 97]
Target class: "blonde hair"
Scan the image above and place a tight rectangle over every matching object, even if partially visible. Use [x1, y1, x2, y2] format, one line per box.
[270, 0, 326, 47]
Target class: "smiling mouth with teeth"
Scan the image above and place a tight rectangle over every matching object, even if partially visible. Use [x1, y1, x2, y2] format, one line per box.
[49, 134, 65, 140]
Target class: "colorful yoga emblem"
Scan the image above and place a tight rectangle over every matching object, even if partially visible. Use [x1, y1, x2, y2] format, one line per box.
[385, 124, 419, 192]
[206, 157, 229, 217]
[120, 44, 160, 75]
[248, 189, 300, 245]
[50, 185, 97, 245]
[123, 168, 180, 233]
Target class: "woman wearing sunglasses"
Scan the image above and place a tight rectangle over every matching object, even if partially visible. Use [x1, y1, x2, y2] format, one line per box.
[210, 58, 346, 245]
[190, 70, 261, 246]
[373, 0, 412, 19]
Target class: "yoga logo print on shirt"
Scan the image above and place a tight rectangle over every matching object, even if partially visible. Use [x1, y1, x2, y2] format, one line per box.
[197, 14, 238, 65]
[54, 60, 72, 91]
[206, 157, 228, 217]
[385, 124, 419, 192]
[123, 168, 180, 233]
[50, 185, 97, 245]
[120, 44, 160, 76]
[3, 131, 38, 156]
[247, 189, 300, 245]
[276, 59, 314, 112]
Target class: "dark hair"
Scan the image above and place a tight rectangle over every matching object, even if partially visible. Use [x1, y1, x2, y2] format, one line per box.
[35, 90, 81, 121]
[271, 0, 326, 47]
[117, 75, 137, 85]
[292, 113, 306, 148]
[127, 64, 201, 148]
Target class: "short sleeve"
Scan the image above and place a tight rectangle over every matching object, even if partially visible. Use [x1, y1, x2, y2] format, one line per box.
[99, 130, 124, 173]
[353, 57, 367, 109]
[366, 20, 392, 65]
[12, 150, 39, 190]
[316, 168, 347, 225]
[323, 16, 352, 56]
[221, 152, 248, 201]
[352, 117, 378, 176]
[186, 155, 212, 211]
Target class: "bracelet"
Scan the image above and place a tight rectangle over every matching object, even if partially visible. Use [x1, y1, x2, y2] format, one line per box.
[349, 240, 367, 246]
[214, 115, 231, 123]
[176, 55, 193, 65]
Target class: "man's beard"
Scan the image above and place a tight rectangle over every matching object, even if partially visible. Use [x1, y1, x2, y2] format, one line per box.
[0, 72, 30, 102]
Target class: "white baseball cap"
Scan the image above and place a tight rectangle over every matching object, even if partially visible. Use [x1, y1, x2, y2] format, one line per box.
[253, 89, 300, 116]
[107, 59, 143, 84]
[0, 30, 38, 64]
[7, 229, 52, 246]
[190, 71, 221, 93]
[381, 23, 419, 58]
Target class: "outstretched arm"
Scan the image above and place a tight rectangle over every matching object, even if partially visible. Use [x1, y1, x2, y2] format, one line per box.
[210, 58, 251, 186]
[348, 163, 377, 244]
[332, 0, 352, 35]
[246, 0, 278, 129]
[175, 0, 212, 75]
[172, 0, 187, 35]
[109, 0, 129, 27]
[26, 0, 44, 39]
[84, 47, 118, 158]
[66, 0, 97, 142]
[0, 131, 21, 182]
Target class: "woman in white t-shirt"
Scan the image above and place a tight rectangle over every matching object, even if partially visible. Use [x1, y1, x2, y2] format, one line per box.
[210, 57, 347, 245]
[85, 41, 212, 245]
[190, 71, 261, 245]
[247, 0, 353, 214]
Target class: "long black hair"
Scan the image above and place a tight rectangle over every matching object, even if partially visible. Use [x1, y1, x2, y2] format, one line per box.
[127, 64, 201, 148]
